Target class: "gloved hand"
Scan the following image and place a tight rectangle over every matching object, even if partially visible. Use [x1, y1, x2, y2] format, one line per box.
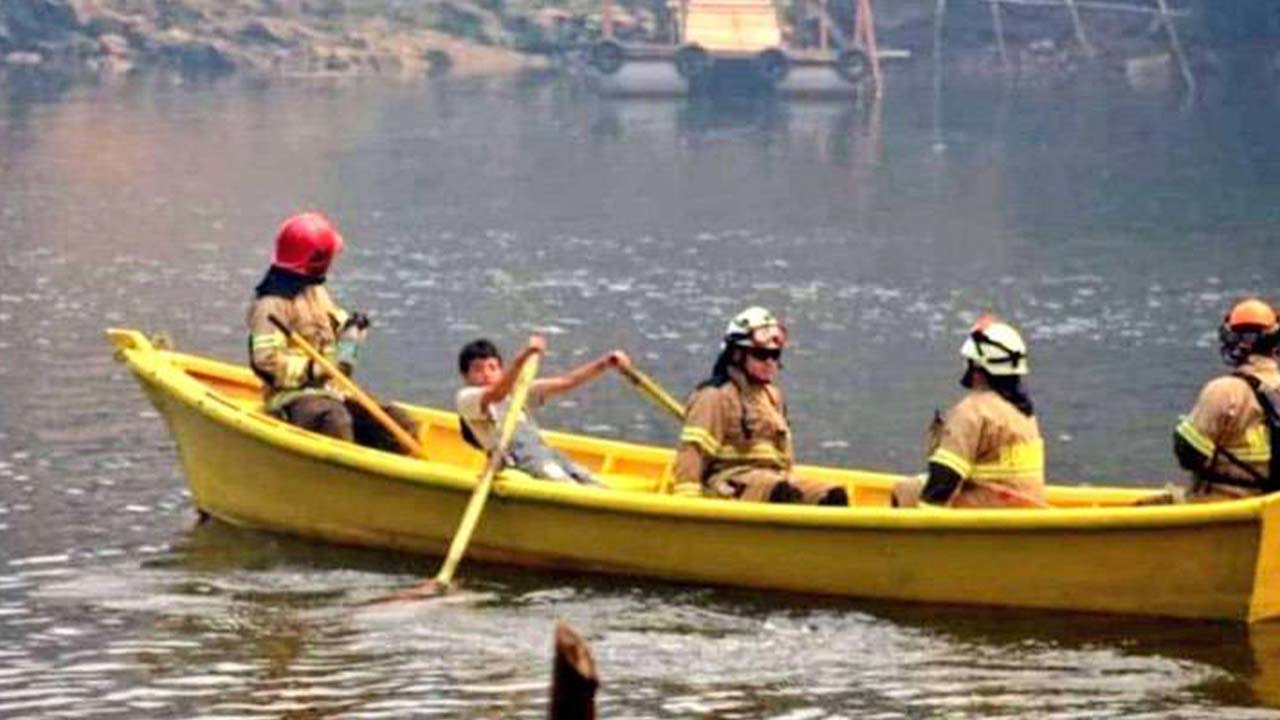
[343, 312, 372, 332]
[336, 312, 370, 370]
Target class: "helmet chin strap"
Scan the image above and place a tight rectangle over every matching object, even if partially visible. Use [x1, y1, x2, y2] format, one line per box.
[960, 362, 989, 389]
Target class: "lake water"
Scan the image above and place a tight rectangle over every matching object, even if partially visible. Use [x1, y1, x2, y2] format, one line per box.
[1, 67, 1279, 717]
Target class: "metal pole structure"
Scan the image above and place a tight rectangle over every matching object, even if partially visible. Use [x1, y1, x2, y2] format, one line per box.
[1063, 0, 1096, 56]
[990, 0, 1009, 69]
[932, 0, 947, 151]
[1153, 0, 1195, 96]
[819, 0, 829, 52]
[857, 0, 883, 95]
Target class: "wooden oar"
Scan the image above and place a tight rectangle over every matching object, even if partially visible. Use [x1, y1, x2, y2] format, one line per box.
[617, 364, 685, 420]
[267, 315, 424, 458]
[399, 351, 542, 598]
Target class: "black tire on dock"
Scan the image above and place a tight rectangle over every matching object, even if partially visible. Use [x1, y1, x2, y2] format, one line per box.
[675, 44, 711, 80]
[590, 39, 626, 75]
[755, 49, 790, 85]
[835, 47, 871, 84]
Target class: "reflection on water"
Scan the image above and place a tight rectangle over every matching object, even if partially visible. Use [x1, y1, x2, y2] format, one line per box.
[21, 521, 1280, 718]
[1, 71, 1279, 717]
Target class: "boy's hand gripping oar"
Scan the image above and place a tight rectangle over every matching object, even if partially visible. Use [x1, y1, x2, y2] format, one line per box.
[616, 364, 685, 420]
[267, 315, 424, 459]
[395, 350, 542, 599]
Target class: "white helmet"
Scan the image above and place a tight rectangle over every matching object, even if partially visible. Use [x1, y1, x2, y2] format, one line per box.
[724, 306, 787, 349]
[960, 316, 1028, 376]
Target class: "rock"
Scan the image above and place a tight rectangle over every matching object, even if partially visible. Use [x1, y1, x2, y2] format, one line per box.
[98, 32, 130, 57]
[154, 30, 237, 75]
[4, 51, 45, 66]
[1028, 38, 1057, 56]
[424, 48, 452, 75]
[323, 52, 348, 70]
[438, 1, 500, 45]
[302, 0, 344, 19]
[1125, 53, 1174, 93]
[86, 52, 134, 75]
[1, 0, 81, 46]
[237, 17, 295, 47]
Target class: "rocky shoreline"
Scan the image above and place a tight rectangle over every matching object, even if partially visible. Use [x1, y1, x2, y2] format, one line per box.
[1, 0, 1276, 87]
[0, 0, 545, 81]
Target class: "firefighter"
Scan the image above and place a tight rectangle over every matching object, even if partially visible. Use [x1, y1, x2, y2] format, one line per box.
[893, 315, 1046, 508]
[246, 212, 416, 452]
[672, 306, 849, 506]
[1173, 298, 1280, 500]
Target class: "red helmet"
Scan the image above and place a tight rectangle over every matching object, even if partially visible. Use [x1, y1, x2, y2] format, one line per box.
[272, 212, 344, 277]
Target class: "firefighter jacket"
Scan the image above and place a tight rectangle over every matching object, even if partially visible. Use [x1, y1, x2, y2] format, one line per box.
[925, 388, 1046, 506]
[246, 283, 350, 413]
[1175, 355, 1280, 496]
[673, 367, 792, 497]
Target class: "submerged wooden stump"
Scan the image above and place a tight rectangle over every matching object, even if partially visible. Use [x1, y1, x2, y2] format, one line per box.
[550, 622, 599, 719]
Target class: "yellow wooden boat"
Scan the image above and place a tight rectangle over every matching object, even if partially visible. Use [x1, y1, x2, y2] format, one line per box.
[108, 328, 1280, 622]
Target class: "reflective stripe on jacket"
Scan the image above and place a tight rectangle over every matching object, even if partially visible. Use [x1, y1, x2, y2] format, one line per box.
[1175, 355, 1280, 493]
[925, 388, 1045, 506]
[246, 285, 349, 412]
[673, 367, 792, 497]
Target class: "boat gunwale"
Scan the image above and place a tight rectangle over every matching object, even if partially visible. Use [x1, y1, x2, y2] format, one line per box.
[108, 327, 1273, 533]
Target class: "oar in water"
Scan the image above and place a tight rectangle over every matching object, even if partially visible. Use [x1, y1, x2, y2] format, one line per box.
[267, 315, 424, 459]
[395, 350, 542, 598]
[616, 363, 685, 420]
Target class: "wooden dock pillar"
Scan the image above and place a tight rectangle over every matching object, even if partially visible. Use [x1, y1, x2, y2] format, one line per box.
[549, 622, 598, 720]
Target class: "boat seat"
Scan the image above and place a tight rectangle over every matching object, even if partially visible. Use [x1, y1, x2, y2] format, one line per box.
[601, 473, 662, 493]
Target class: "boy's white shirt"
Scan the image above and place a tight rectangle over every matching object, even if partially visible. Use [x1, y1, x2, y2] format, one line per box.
[455, 384, 545, 450]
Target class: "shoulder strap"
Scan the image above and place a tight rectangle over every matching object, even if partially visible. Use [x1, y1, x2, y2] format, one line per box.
[458, 417, 484, 451]
[1233, 372, 1280, 423]
[1230, 371, 1280, 492]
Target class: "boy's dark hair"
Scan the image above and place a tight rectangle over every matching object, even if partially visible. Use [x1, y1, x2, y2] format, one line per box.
[458, 339, 502, 375]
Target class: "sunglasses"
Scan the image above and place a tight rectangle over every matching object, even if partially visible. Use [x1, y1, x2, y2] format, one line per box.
[746, 347, 783, 362]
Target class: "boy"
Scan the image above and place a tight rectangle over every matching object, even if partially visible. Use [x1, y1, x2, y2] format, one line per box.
[455, 334, 631, 486]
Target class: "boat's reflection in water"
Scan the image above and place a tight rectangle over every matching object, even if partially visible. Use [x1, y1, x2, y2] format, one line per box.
[154, 518, 1280, 713]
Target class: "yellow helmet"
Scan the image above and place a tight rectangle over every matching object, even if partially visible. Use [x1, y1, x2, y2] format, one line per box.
[960, 315, 1028, 376]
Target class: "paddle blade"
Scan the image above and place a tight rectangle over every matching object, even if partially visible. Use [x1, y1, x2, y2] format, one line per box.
[362, 578, 452, 606]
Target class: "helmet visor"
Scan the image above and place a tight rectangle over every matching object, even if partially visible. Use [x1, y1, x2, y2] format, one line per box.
[750, 324, 787, 349]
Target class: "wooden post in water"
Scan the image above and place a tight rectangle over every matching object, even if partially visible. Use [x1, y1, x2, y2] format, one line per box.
[550, 622, 598, 720]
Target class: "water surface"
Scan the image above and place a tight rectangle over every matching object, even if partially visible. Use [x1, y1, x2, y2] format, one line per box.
[1, 70, 1279, 717]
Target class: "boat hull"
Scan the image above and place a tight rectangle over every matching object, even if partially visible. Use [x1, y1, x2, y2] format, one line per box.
[112, 329, 1280, 622]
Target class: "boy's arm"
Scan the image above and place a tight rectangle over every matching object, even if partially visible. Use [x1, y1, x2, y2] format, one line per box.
[479, 335, 546, 409]
[532, 350, 631, 399]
